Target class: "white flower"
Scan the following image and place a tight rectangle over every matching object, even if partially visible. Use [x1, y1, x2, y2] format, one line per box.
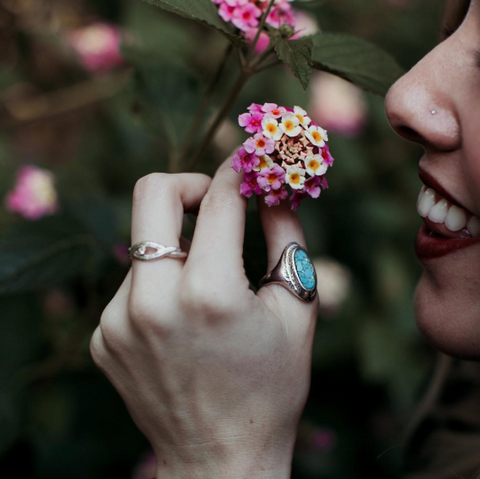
[285, 166, 306, 190]
[306, 125, 328, 147]
[280, 113, 302, 137]
[305, 154, 328, 176]
[293, 106, 311, 128]
[261, 117, 283, 141]
[253, 154, 274, 171]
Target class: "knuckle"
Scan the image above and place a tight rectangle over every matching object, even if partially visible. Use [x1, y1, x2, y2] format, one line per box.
[133, 173, 173, 203]
[179, 275, 234, 320]
[200, 187, 238, 213]
[98, 305, 127, 351]
[89, 327, 107, 367]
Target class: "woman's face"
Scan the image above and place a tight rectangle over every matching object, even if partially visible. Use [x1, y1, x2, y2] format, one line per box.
[385, 0, 480, 359]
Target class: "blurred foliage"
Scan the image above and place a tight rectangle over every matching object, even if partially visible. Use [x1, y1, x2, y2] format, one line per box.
[0, 0, 448, 477]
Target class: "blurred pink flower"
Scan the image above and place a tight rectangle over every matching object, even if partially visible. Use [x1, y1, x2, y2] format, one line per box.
[245, 28, 271, 54]
[113, 244, 130, 265]
[132, 451, 157, 479]
[5, 165, 58, 220]
[69, 22, 123, 73]
[309, 72, 368, 137]
[292, 10, 320, 38]
[232, 3, 262, 31]
[311, 427, 337, 453]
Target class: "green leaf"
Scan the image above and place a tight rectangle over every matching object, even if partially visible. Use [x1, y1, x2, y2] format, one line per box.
[0, 216, 96, 295]
[141, 0, 243, 45]
[270, 35, 313, 90]
[311, 33, 405, 96]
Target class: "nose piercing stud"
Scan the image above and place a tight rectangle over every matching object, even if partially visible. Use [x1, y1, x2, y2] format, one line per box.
[430, 110, 437, 115]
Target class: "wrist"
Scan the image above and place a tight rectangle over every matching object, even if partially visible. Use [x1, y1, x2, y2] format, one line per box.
[152, 433, 295, 479]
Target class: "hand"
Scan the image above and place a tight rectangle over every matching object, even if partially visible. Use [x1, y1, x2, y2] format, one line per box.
[90, 153, 319, 479]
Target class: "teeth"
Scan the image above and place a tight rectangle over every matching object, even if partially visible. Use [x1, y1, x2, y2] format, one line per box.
[428, 199, 449, 223]
[468, 216, 480, 237]
[445, 205, 467, 231]
[418, 188, 436, 217]
[416, 185, 480, 237]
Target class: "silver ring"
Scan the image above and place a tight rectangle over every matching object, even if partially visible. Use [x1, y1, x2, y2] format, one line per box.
[259, 242, 317, 302]
[128, 241, 188, 261]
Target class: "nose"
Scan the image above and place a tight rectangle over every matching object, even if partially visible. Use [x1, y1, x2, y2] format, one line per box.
[384, 42, 461, 152]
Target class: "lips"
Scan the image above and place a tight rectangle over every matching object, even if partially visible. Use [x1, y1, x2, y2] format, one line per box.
[415, 169, 480, 260]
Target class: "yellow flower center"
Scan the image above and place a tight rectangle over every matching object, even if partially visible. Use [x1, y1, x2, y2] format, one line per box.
[290, 173, 300, 184]
[308, 160, 319, 171]
[312, 131, 322, 142]
[258, 156, 268, 169]
[267, 124, 277, 134]
[285, 121, 294, 131]
[295, 114, 304, 123]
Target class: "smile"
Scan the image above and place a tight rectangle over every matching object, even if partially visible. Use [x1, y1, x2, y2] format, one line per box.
[415, 181, 480, 260]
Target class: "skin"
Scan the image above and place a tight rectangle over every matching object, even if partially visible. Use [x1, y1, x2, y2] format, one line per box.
[91, 0, 480, 476]
[385, 0, 480, 359]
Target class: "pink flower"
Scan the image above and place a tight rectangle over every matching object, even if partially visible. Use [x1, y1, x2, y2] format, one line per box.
[305, 176, 322, 199]
[247, 103, 263, 113]
[245, 28, 271, 54]
[262, 103, 287, 118]
[240, 171, 263, 198]
[231, 147, 260, 173]
[69, 22, 123, 73]
[320, 143, 335, 167]
[244, 133, 275, 156]
[257, 163, 285, 192]
[235, 103, 335, 209]
[5, 165, 59, 220]
[265, 187, 288, 207]
[238, 111, 264, 134]
[219, 3, 236, 22]
[267, 3, 294, 29]
[290, 190, 308, 211]
[232, 3, 261, 31]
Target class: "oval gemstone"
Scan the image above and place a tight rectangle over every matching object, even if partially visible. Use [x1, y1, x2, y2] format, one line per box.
[294, 249, 316, 290]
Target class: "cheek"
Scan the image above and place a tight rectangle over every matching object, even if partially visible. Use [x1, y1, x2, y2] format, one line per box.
[414, 247, 480, 359]
[462, 97, 480, 213]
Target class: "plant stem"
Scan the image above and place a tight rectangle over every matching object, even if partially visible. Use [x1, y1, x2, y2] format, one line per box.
[187, 70, 251, 172]
[180, 44, 235, 165]
[246, 0, 276, 63]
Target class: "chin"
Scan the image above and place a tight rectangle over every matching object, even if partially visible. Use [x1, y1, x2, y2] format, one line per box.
[414, 267, 480, 360]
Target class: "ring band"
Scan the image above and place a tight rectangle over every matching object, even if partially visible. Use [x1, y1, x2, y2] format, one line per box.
[128, 241, 188, 261]
[259, 242, 317, 302]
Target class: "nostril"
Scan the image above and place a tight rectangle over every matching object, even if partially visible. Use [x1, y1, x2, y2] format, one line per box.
[397, 125, 423, 142]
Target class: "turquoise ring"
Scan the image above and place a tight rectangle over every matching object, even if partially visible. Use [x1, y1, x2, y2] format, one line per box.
[259, 242, 317, 302]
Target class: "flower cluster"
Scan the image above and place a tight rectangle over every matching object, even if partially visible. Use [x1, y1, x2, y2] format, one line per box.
[211, 0, 295, 40]
[232, 103, 334, 210]
[68, 22, 123, 73]
[5, 165, 59, 220]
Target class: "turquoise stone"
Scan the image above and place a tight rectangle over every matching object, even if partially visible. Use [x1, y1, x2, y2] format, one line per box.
[294, 249, 316, 290]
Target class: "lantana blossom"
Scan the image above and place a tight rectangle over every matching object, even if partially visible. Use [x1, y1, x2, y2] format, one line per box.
[232, 102, 335, 210]
[5, 165, 59, 219]
[244, 133, 275, 156]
